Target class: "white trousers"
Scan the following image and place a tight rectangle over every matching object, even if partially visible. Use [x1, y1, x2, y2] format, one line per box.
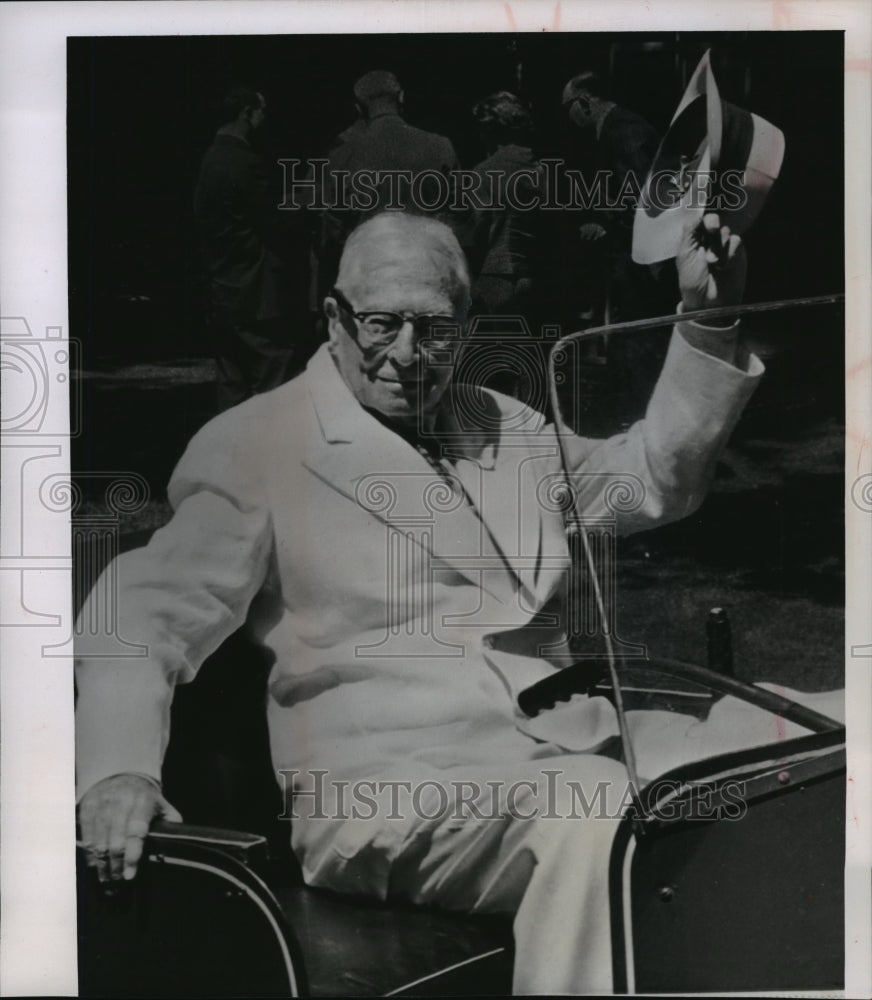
[386, 754, 630, 995]
[297, 685, 844, 995]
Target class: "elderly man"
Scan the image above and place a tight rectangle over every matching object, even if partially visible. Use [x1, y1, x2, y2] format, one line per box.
[78, 209, 781, 993]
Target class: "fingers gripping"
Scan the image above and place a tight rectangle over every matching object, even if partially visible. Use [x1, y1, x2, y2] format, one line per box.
[677, 211, 747, 314]
[78, 774, 181, 885]
[698, 214, 731, 262]
[121, 803, 153, 881]
[118, 791, 182, 881]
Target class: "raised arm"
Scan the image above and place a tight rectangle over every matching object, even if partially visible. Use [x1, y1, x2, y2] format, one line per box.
[559, 212, 762, 535]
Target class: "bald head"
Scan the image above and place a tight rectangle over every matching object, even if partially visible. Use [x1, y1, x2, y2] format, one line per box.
[563, 71, 612, 131]
[562, 70, 603, 104]
[337, 212, 471, 316]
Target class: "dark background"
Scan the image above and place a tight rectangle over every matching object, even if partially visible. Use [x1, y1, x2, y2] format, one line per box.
[67, 31, 844, 358]
[67, 31, 845, 691]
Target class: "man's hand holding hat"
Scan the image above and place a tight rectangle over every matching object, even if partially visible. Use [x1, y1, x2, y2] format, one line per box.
[675, 211, 748, 366]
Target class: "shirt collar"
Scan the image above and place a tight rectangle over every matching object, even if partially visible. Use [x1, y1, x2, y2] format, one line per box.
[366, 110, 402, 123]
[214, 129, 250, 147]
[305, 344, 501, 469]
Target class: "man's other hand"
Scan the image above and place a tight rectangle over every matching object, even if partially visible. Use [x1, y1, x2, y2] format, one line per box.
[78, 773, 182, 884]
[677, 212, 747, 322]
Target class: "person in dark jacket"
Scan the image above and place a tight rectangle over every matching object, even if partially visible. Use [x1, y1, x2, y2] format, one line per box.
[314, 71, 461, 302]
[563, 71, 675, 422]
[468, 91, 543, 316]
[462, 92, 545, 406]
[562, 70, 663, 315]
[194, 85, 298, 411]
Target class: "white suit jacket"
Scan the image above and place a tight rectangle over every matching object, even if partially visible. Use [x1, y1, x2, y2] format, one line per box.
[75, 325, 762, 816]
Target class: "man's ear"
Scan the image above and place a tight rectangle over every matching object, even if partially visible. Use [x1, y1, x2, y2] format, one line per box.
[323, 296, 342, 341]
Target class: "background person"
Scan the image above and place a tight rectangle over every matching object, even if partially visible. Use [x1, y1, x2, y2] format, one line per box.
[463, 91, 546, 404]
[312, 70, 462, 305]
[194, 85, 300, 411]
[467, 91, 543, 317]
[563, 69, 675, 422]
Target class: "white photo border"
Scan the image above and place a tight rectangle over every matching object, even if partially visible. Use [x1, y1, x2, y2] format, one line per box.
[1, 1, 869, 995]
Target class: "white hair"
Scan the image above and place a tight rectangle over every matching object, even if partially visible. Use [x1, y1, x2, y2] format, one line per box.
[337, 212, 471, 313]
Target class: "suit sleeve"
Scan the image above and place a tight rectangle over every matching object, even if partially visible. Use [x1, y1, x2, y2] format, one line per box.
[74, 408, 275, 800]
[553, 317, 763, 535]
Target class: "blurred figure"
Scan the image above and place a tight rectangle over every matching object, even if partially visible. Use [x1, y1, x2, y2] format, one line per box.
[563, 71, 674, 422]
[303, 110, 366, 320]
[194, 85, 299, 411]
[312, 70, 461, 303]
[562, 69, 661, 318]
[461, 92, 545, 406]
[468, 91, 543, 316]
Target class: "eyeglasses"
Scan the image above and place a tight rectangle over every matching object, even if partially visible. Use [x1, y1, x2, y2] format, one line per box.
[331, 286, 460, 353]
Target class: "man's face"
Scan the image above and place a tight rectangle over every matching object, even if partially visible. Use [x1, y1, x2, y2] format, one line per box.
[325, 249, 466, 429]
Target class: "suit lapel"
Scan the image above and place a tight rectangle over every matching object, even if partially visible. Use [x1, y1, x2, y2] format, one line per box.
[440, 384, 563, 609]
[302, 348, 517, 604]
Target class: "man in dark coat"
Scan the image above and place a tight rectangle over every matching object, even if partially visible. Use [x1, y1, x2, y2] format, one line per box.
[194, 85, 298, 411]
[461, 92, 545, 406]
[313, 71, 461, 302]
[468, 91, 543, 317]
[563, 71, 675, 422]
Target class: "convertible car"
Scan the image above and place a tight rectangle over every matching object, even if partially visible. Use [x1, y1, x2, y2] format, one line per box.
[76, 648, 845, 996]
[76, 300, 846, 996]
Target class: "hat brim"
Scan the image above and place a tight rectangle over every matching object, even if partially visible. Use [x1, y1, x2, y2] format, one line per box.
[631, 143, 712, 266]
[631, 51, 784, 265]
[716, 111, 785, 233]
